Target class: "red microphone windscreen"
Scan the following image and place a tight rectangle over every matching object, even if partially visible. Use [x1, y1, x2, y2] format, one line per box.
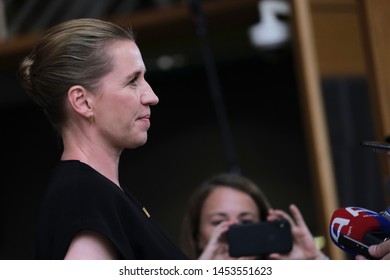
[330, 207, 380, 243]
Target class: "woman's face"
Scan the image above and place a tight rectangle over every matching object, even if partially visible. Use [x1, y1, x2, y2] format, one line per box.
[197, 186, 260, 255]
[92, 40, 159, 150]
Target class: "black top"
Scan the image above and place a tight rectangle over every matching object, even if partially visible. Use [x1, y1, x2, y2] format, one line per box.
[36, 160, 187, 260]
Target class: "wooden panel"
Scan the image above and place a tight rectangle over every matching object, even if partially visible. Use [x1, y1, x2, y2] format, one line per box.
[358, 0, 390, 204]
[310, 0, 366, 77]
[290, 0, 345, 260]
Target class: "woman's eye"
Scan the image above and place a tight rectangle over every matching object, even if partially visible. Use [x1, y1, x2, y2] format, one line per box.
[210, 220, 223, 227]
[128, 77, 138, 87]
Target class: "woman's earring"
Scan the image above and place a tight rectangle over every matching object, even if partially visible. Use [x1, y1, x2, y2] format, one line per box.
[88, 115, 95, 124]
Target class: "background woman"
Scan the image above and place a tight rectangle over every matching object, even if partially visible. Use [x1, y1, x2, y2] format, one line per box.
[180, 173, 328, 260]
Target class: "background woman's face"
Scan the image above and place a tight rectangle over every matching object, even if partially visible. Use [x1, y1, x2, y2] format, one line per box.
[197, 186, 260, 250]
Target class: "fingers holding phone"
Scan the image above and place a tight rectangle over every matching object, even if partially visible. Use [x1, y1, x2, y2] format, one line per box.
[198, 221, 233, 260]
[267, 204, 328, 260]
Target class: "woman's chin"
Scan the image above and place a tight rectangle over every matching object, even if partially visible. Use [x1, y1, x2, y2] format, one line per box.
[125, 135, 148, 149]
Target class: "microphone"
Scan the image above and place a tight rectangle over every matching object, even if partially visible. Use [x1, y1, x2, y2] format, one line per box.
[329, 206, 390, 258]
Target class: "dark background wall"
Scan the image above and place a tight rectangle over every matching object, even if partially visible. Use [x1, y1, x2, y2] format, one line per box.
[322, 77, 386, 211]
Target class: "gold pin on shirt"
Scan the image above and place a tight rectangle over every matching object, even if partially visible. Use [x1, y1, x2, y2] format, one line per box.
[142, 207, 151, 218]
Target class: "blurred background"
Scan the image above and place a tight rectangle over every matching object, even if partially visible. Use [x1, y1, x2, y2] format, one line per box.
[0, 0, 388, 259]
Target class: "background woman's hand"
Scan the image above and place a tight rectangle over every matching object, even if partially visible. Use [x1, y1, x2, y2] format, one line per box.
[198, 221, 256, 260]
[267, 204, 328, 260]
[198, 221, 231, 260]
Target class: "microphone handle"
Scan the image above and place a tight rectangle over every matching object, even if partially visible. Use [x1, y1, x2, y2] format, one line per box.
[339, 231, 388, 259]
[339, 235, 375, 259]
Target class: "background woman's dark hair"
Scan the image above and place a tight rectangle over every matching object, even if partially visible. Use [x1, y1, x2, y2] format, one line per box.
[179, 173, 272, 259]
[18, 18, 134, 130]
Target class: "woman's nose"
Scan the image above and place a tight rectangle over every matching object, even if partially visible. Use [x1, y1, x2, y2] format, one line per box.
[227, 218, 239, 226]
[142, 82, 159, 106]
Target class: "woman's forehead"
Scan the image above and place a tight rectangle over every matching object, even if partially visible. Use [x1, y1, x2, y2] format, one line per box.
[202, 187, 259, 214]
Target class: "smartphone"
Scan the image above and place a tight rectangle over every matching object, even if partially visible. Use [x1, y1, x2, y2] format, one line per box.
[361, 141, 390, 152]
[227, 219, 292, 258]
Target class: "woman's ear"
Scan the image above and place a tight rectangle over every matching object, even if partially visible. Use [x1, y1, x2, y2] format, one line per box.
[67, 85, 93, 118]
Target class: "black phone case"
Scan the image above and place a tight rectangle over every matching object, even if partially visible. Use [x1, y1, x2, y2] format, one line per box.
[227, 219, 292, 258]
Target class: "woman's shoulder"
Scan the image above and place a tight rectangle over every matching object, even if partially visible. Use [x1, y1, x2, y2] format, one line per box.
[45, 160, 125, 205]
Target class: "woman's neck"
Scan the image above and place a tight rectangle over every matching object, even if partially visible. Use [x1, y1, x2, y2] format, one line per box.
[61, 129, 122, 187]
